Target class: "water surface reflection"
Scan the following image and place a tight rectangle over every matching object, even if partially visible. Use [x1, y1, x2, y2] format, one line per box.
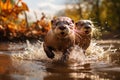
[0, 40, 120, 80]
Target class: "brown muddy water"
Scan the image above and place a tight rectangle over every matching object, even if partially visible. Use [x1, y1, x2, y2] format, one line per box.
[0, 40, 120, 80]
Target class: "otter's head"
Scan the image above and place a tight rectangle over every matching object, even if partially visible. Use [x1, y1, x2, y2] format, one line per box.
[75, 20, 94, 35]
[51, 17, 74, 38]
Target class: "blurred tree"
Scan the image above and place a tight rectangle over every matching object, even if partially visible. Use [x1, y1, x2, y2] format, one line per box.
[65, 4, 81, 21]
[61, 0, 120, 33]
[100, 0, 120, 32]
[65, 0, 88, 21]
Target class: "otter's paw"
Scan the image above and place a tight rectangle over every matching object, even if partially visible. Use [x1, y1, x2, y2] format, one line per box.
[60, 54, 69, 62]
[46, 51, 55, 59]
[43, 44, 55, 59]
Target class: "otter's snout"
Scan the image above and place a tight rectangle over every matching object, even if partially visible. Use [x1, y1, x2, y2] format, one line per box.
[85, 26, 91, 29]
[59, 26, 66, 30]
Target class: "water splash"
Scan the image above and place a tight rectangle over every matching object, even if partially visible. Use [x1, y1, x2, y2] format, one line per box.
[11, 40, 117, 65]
[69, 45, 85, 64]
[11, 40, 48, 61]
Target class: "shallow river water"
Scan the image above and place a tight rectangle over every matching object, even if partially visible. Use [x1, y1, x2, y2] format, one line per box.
[0, 40, 120, 80]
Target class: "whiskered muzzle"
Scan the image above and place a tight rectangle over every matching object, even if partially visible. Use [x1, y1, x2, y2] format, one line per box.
[59, 26, 66, 30]
[84, 26, 91, 29]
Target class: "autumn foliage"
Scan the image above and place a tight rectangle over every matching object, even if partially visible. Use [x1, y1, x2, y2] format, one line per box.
[0, 0, 50, 41]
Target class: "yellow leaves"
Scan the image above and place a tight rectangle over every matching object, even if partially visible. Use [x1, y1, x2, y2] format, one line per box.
[0, 13, 50, 39]
[21, 1, 29, 11]
[0, 1, 50, 40]
[0, 0, 29, 16]
[8, 22, 18, 30]
[30, 15, 51, 36]
[1, 17, 7, 22]
[11, 1, 29, 16]
[0, 0, 13, 11]
[0, 0, 30, 27]
[65, 8, 80, 21]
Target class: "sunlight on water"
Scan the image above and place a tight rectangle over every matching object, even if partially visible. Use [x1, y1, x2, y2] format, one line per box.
[85, 40, 117, 65]
[5, 39, 120, 80]
[69, 45, 85, 64]
[11, 40, 117, 65]
[11, 40, 48, 61]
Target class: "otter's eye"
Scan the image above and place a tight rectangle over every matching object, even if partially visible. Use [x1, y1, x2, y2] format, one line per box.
[75, 22, 78, 26]
[87, 22, 91, 25]
[80, 23, 84, 26]
[65, 21, 70, 25]
[55, 22, 60, 25]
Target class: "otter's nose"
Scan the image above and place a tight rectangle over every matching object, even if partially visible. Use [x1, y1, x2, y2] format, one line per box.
[85, 26, 90, 29]
[59, 26, 66, 30]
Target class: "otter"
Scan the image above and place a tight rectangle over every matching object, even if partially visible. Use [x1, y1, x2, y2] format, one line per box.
[75, 20, 94, 54]
[43, 17, 75, 62]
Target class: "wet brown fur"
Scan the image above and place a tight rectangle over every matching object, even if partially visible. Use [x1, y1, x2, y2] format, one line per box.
[75, 31, 91, 50]
[43, 17, 75, 61]
[75, 20, 94, 53]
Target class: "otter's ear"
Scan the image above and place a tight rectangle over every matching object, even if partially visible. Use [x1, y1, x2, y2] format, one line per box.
[71, 19, 74, 23]
[51, 19, 56, 29]
[75, 22, 78, 26]
[51, 20, 54, 25]
[51, 18, 57, 25]
[51, 17, 57, 25]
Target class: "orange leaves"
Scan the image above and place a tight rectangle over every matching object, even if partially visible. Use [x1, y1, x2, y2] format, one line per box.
[0, 0, 29, 18]
[21, 1, 29, 11]
[29, 14, 51, 38]
[0, 0, 50, 41]
[0, 0, 13, 11]
[12, 0, 29, 16]
[0, 13, 50, 40]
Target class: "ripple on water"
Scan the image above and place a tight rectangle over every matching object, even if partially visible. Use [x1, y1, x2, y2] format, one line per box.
[0, 40, 120, 80]
[10, 40, 118, 66]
